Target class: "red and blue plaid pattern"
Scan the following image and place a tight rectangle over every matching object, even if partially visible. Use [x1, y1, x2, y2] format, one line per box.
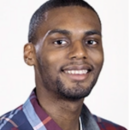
[93, 115, 127, 130]
[0, 89, 127, 130]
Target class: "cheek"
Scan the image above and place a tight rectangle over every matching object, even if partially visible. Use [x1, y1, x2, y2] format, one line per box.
[42, 50, 67, 69]
[89, 50, 104, 67]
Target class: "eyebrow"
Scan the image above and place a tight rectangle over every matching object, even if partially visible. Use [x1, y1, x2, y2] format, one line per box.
[48, 29, 102, 37]
[48, 29, 71, 36]
[85, 30, 102, 36]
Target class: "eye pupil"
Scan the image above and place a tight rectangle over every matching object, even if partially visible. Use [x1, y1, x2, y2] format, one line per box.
[88, 40, 94, 44]
[57, 40, 62, 45]
[87, 40, 96, 45]
[54, 40, 67, 45]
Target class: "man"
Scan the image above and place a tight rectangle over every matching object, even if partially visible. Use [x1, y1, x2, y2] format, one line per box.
[0, 0, 127, 130]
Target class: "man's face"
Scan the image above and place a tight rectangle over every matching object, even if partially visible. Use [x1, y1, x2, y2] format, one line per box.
[35, 6, 104, 100]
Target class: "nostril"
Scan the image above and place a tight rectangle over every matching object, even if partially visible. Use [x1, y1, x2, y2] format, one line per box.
[70, 54, 87, 60]
[71, 55, 77, 59]
[83, 56, 87, 59]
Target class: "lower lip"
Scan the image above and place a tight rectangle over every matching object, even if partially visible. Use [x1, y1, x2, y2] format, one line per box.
[63, 72, 89, 81]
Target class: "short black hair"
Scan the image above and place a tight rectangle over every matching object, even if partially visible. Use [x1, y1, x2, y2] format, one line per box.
[28, 0, 101, 43]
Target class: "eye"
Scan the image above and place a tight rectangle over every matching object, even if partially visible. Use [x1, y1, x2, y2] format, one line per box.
[85, 40, 98, 46]
[53, 40, 68, 46]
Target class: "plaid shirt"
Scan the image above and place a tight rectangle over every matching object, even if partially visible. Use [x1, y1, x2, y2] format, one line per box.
[0, 89, 127, 130]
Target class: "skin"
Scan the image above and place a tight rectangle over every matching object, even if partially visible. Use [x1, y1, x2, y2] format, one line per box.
[24, 6, 104, 130]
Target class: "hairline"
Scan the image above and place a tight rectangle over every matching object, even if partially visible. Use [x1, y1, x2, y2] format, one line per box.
[29, 4, 101, 44]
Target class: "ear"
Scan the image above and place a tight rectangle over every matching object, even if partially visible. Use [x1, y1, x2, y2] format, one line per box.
[24, 43, 36, 66]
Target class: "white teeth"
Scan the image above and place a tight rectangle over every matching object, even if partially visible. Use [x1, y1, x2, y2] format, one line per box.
[68, 71, 71, 74]
[65, 70, 88, 74]
[76, 71, 78, 74]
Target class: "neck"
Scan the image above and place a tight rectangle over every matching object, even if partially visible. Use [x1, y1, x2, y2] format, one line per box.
[36, 85, 84, 130]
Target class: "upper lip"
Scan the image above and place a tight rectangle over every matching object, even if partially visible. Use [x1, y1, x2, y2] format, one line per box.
[62, 64, 93, 71]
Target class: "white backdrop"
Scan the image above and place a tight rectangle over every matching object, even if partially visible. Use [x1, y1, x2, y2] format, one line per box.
[0, 0, 128, 129]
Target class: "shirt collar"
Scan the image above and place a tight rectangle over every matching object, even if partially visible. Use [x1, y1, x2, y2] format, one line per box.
[23, 89, 100, 130]
[79, 117, 82, 130]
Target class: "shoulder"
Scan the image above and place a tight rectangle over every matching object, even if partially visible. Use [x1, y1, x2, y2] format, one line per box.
[93, 115, 127, 130]
[0, 105, 24, 130]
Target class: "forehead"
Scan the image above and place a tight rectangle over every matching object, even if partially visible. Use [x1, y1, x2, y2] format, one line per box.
[37, 6, 101, 37]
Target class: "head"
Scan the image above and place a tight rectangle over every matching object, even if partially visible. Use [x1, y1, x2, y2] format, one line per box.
[28, 0, 101, 43]
[24, 0, 104, 101]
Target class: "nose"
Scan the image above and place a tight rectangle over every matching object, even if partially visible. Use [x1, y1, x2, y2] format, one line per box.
[68, 40, 87, 60]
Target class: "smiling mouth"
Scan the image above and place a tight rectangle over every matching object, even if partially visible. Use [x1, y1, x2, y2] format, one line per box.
[62, 69, 91, 81]
[64, 70, 89, 74]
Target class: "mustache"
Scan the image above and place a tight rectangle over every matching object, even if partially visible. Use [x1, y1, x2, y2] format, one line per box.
[60, 61, 94, 70]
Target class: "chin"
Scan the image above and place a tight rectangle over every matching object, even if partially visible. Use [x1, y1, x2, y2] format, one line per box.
[55, 73, 99, 100]
[58, 87, 93, 101]
[56, 81, 95, 101]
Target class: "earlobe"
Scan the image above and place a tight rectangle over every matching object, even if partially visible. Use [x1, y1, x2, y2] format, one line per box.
[24, 43, 36, 66]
